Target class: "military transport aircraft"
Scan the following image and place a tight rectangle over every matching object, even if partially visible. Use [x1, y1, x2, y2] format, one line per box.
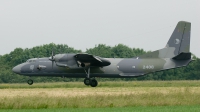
[12, 21, 192, 87]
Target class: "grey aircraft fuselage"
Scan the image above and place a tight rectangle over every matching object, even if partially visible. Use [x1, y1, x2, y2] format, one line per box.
[13, 55, 191, 78]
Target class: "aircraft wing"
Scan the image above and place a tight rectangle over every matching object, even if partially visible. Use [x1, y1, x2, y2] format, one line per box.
[74, 53, 111, 67]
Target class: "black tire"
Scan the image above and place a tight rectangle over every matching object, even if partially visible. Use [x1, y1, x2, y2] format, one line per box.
[90, 79, 98, 87]
[27, 79, 33, 85]
[84, 78, 91, 85]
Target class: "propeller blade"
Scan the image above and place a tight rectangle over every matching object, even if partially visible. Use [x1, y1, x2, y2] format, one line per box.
[51, 50, 54, 60]
[49, 49, 55, 69]
[52, 61, 54, 69]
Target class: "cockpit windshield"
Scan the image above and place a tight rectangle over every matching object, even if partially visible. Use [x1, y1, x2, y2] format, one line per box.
[26, 59, 37, 63]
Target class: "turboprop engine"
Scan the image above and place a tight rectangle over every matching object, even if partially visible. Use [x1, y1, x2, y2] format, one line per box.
[49, 53, 80, 69]
[49, 51, 111, 69]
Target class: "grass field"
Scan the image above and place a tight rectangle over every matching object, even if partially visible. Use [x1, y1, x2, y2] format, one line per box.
[0, 81, 200, 111]
[1, 80, 200, 88]
[1, 106, 200, 112]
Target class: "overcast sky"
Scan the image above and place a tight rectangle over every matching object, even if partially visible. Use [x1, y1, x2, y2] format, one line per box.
[0, 0, 199, 57]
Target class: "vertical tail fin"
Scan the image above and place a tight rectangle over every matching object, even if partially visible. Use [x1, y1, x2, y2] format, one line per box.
[138, 21, 191, 59]
[165, 21, 191, 55]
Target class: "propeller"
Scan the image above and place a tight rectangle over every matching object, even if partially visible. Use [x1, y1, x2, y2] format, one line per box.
[49, 50, 55, 69]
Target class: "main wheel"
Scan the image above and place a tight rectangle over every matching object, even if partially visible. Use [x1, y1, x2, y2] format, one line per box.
[27, 79, 33, 85]
[90, 79, 98, 87]
[84, 78, 91, 85]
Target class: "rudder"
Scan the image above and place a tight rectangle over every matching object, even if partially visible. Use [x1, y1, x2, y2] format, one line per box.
[165, 21, 191, 55]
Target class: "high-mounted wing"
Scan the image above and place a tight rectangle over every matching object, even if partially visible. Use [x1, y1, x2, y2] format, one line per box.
[74, 53, 111, 67]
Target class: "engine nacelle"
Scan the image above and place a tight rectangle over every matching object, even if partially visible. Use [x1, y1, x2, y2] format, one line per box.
[53, 53, 79, 69]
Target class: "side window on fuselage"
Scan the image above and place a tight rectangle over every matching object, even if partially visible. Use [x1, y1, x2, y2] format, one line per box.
[26, 59, 36, 63]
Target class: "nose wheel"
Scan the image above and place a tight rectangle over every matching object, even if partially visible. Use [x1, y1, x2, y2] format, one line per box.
[27, 79, 33, 85]
[84, 68, 98, 87]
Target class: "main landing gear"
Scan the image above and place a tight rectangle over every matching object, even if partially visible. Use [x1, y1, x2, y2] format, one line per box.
[84, 68, 98, 87]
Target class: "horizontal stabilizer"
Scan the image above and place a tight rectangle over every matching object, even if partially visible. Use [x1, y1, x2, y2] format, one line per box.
[172, 52, 191, 60]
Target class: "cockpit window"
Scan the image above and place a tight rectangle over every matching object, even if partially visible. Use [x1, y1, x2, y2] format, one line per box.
[26, 59, 36, 63]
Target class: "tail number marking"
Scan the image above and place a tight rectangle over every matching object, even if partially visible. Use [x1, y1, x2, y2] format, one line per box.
[143, 65, 154, 69]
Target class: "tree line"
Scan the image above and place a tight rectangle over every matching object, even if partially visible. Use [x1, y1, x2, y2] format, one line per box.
[0, 43, 199, 83]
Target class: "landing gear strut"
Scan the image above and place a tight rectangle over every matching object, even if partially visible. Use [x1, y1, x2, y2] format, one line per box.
[84, 68, 98, 87]
[27, 79, 33, 85]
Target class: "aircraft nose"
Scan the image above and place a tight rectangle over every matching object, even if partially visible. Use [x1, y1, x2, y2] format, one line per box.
[12, 65, 21, 74]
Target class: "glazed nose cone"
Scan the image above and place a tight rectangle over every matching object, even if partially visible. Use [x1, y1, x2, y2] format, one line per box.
[12, 65, 21, 74]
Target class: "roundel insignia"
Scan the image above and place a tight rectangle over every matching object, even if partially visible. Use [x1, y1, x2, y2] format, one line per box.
[174, 39, 180, 44]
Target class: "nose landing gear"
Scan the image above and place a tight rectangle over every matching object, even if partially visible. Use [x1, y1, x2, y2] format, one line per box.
[27, 79, 33, 85]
